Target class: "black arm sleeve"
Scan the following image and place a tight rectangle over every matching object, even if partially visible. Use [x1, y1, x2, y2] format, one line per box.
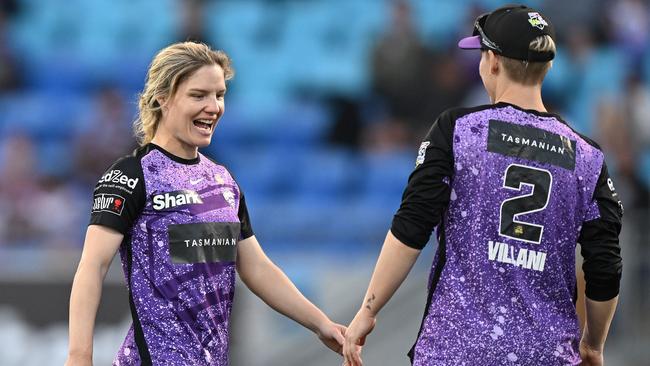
[390, 111, 455, 249]
[238, 192, 254, 240]
[578, 161, 623, 301]
[89, 155, 146, 235]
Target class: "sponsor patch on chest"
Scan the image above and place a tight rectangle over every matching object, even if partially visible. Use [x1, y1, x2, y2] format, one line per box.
[168, 222, 240, 264]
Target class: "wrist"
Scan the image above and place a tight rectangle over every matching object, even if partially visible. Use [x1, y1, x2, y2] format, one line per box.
[358, 306, 377, 319]
[68, 348, 92, 359]
[580, 337, 604, 353]
[311, 312, 332, 336]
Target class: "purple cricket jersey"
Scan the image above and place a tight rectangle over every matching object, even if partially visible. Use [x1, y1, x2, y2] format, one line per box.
[391, 102, 623, 365]
[89, 143, 254, 365]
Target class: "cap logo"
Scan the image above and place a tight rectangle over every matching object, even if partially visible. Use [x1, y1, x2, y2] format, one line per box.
[527, 12, 548, 30]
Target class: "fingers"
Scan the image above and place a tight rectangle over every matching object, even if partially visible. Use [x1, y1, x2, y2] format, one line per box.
[333, 325, 346, 346]
[336, 323, 348, 335]
[343, 334, 363, 366]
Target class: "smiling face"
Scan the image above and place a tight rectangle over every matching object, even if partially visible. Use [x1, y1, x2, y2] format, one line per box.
[155, 64, 226, 157]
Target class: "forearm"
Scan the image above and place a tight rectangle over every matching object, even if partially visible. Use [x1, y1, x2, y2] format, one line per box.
[358, 231, 421, 317]
[582, 296, 618, 350]
[68, 261, 106, 358]
[241, 260, 328, 333]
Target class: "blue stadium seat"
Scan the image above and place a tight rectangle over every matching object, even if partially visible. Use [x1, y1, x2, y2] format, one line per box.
[37, 138, 73, 177]
[359, 150, 414, 205]
[411, 0, 466, 45]
[293, 148, 359, 200]
[0, 92, 91, 139]
[260, 101, 332, 147]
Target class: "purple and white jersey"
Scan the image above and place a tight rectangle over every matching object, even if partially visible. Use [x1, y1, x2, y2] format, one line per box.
[89, 143, 254, 365]
[391, 103, 623, 365]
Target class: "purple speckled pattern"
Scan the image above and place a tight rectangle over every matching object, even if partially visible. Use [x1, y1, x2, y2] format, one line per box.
[413, 105, 603, 365]
[114, 150, 241, 366]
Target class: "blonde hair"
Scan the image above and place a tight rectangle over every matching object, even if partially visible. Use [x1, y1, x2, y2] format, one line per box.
[501, 35, 555, 85]
[134, 42, 234, 145]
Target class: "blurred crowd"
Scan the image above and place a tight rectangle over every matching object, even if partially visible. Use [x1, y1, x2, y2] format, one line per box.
[0, 0, 648, 254]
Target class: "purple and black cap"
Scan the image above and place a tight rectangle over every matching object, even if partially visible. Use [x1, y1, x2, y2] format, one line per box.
[458, 4, 556, 62]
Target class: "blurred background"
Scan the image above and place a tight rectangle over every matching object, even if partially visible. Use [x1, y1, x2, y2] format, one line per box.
[0, 0, 648, 364]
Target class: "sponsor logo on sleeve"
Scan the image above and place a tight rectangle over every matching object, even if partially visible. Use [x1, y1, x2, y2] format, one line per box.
[98, 170, 139, 190]
[416, 141, 430, 167]
[607, 178, 624, 215]
[607, 178, 617, 195]
[92, 193, 125, 216]
[152, 190, 203, 211]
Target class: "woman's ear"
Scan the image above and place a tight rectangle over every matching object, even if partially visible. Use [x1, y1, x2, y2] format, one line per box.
[156, 96, 167, 110]
[489, 50, 500, 75]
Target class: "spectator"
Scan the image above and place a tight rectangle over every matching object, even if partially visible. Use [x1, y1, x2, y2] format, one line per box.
[0, 134, 43, 245]
[72, 86, 137, 186]
[370, 0, 433, 136]
[0, 0, 22, 92]
[177, 0, 209, 44]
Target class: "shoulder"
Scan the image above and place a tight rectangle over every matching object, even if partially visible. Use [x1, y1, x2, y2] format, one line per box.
[200, 153, 241, 187]
[426, 104, 496, 140]
[438, 104, 497, 124]
[552, 116, 605, 161]
[104, 145, 153, 171]
[95, 146, 153, 194]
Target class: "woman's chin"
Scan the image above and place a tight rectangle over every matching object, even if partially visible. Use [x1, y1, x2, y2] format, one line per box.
[195, 137, 213, 148]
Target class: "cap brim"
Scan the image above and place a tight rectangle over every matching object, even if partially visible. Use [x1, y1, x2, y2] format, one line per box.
[458, 35, 481, 49]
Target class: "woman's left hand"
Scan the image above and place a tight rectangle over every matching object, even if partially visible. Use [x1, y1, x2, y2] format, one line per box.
[316, 320, 347, 355]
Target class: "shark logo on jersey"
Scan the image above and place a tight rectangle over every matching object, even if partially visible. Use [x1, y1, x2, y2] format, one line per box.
[99, 170, 139, 190]
[416, 141, 430, 167]
[153, 190, 203, 210]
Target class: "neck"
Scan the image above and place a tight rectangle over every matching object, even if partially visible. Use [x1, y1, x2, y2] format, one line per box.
[492, 80, 546, 112]
[150, 134, 198, 160]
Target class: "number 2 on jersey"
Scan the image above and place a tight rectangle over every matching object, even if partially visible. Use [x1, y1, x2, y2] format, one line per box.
[499, 164, 553, 244]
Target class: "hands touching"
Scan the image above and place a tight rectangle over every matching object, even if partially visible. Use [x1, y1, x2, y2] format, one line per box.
[342, 309, 376, 366]
[316, 319, 347, 355]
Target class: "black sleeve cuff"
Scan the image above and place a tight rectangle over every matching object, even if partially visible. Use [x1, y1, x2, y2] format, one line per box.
[240, 230, 254, 241]
[390, 220, 428, 250]
[89, 215, 129, 236]
[585, 279, 620, 301]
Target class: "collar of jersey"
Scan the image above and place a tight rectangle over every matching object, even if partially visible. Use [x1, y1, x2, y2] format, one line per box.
[148, 143, 201, 165]
[494, 101, 561, 119]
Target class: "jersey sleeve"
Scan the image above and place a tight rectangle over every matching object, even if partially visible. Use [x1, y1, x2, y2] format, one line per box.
[89, 155, 146, 235]
[578, 160, 623, 301]
[238, 191, 254, 240]
[390, 110, 455, 249]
